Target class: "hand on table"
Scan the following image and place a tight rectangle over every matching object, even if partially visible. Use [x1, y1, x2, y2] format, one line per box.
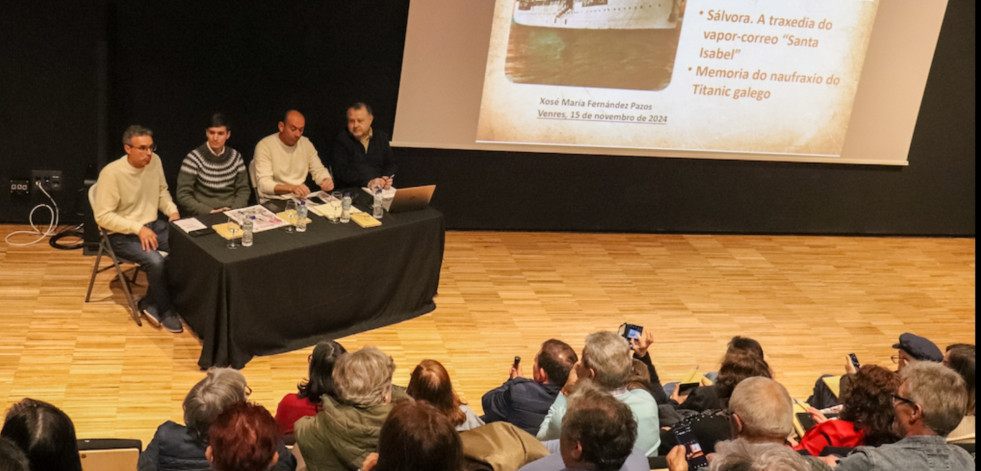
[291, 184, 311, 198]
[209, 207, 230, 214]
[319, 178, 334, 192]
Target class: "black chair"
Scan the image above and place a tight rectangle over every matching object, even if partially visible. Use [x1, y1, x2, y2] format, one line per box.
[83, 183, 144, 326]
[78, 438, 142, 471]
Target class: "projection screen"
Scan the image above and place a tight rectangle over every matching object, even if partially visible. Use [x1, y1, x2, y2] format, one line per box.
[393, 0, 948, 166]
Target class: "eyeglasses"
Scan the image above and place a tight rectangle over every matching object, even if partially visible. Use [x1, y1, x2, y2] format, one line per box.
[891, 393, 917, 408]
[890, 355, 903, 364]
[127, 144, 157, 153]
[245, 385, 252, 397]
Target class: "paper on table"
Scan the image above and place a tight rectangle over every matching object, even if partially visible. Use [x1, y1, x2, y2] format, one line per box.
[275, 211, 312, 225]
[173, 217, 207, 233]
[213, 222, 242, 240]
[362, 186, 396, 210]
[351, 212, 381, 228]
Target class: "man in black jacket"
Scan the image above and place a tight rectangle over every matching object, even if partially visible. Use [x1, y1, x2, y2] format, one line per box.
[330, 102, 397, 190]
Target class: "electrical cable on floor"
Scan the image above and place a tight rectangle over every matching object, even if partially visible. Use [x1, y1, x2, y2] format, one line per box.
[49, 223, 85, 250]
[4, 181, 61, 247]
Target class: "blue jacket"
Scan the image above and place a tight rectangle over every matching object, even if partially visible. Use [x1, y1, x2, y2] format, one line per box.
[137, 421, 296, 471]
[482, 378, 562, 436]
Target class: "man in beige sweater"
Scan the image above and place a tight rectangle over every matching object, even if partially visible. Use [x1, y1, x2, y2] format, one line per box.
[93, 125, 183, 333]
[253, 110, 334, 202]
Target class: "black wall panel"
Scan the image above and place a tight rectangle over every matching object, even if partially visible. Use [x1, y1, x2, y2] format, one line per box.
[0, 0, 973, 236]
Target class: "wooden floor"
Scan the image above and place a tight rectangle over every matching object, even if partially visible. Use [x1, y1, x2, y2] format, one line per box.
[0, 225, 974, 446]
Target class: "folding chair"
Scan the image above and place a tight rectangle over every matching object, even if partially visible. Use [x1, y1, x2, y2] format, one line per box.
[84, 183, 144, 326]
[78, 438, 142, 471]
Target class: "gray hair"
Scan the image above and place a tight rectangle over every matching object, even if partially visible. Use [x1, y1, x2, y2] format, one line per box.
[333, 346, 396, 406]
[709, 439, 811, 471]
[183, 368, 248, 442]
[582, 331, 632, 390]
[122, 125, 152, 146]
[902, 361, 967, 436]
[728, 377, 794, 440]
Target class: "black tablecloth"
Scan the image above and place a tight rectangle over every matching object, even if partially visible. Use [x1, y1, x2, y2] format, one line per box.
[167, 196, 444, 368]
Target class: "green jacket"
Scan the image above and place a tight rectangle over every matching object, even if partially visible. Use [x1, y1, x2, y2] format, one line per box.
[294, 387, 408, 471]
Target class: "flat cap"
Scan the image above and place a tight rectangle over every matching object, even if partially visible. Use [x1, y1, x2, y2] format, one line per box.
[892, 333, 943, 362]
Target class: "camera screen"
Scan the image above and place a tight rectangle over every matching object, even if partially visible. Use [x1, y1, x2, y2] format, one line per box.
[674, 425, 709, 469]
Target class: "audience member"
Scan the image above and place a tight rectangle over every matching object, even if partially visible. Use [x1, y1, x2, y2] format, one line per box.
[520, 382, 648, 471]
[294, 346, 408, 471]
[654, 335, 765, 407]
[1, 398, 81, 471]
[705, 440, 812, 471]
[666, 377, 815, 471]
[138, 368, 295, 471]
[807, 333, 943, 409]
[330, 102, 397, 190]
[362, 399, 464, 471]
[482, 339, 578, 435]
[628, 329, 669, 404]
[406, 359, 484, 431]
[206, 402, 282, 471]
[0, 437, 30, 471]
[93, 124, 182, 333]
[826, 361, 973, 470]
[794, 365, 900, 455]
[275, 340, 347, 439]
[175, 113, 250, 216]
[253, 110, 333, 201]
[673, 349, 772, 413]
[537, 331, 661, 457]
[942, 343, 975, 444]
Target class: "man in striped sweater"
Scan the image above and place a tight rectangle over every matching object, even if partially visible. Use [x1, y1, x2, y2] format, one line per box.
[175, 113, 251, 217]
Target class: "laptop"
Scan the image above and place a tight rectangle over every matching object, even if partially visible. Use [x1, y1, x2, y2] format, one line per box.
[387, 185, 435, 213]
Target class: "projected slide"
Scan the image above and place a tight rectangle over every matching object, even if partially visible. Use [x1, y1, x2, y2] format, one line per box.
[477, 0, 879, 158]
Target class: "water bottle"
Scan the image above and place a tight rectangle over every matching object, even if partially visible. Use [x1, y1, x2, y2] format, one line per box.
[372, 189, 384, 219]
[296, 200, 308, 232]
[242, 216, 254, 247]
[340, 193, 352, 223]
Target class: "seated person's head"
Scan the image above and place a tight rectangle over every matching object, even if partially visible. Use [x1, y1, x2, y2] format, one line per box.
[716, 350, 773, 406]
[838, 365, 901, 446]
[560, 381, 637, 471]
[0, 437, 30, 471]
[943, 343, 975, 415]
[625, 358, 653, 394]
[333, 346, 396, 407]
[535, 339, 578, 386]
[372, 399, 464, 471]
[726, 336, 764, 359]
[727, 377, 793, 442]
[897, 361, 967, 437]
[710, 440, 811, 471]
[406, 359, 467, 426]
[184, 367, 249, 442]
[299, 339, 347, 402]
[580, 331, 632, 391]
[0, 398, 81, 471]
[892, 333, 943, 371]
[206, 402, 281, 471]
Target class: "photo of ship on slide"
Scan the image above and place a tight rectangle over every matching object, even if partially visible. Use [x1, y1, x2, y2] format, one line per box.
[505, 0, 686, 91]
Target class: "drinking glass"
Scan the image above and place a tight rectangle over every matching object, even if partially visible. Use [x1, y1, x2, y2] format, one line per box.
[329, 195, 342, 224]
[226, 216, 240, 249]
[284, 199, 297, 233]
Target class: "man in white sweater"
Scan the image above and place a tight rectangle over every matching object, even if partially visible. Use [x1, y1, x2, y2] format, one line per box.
[253, 110, 334, 202]
[93, 125, 183, 333]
